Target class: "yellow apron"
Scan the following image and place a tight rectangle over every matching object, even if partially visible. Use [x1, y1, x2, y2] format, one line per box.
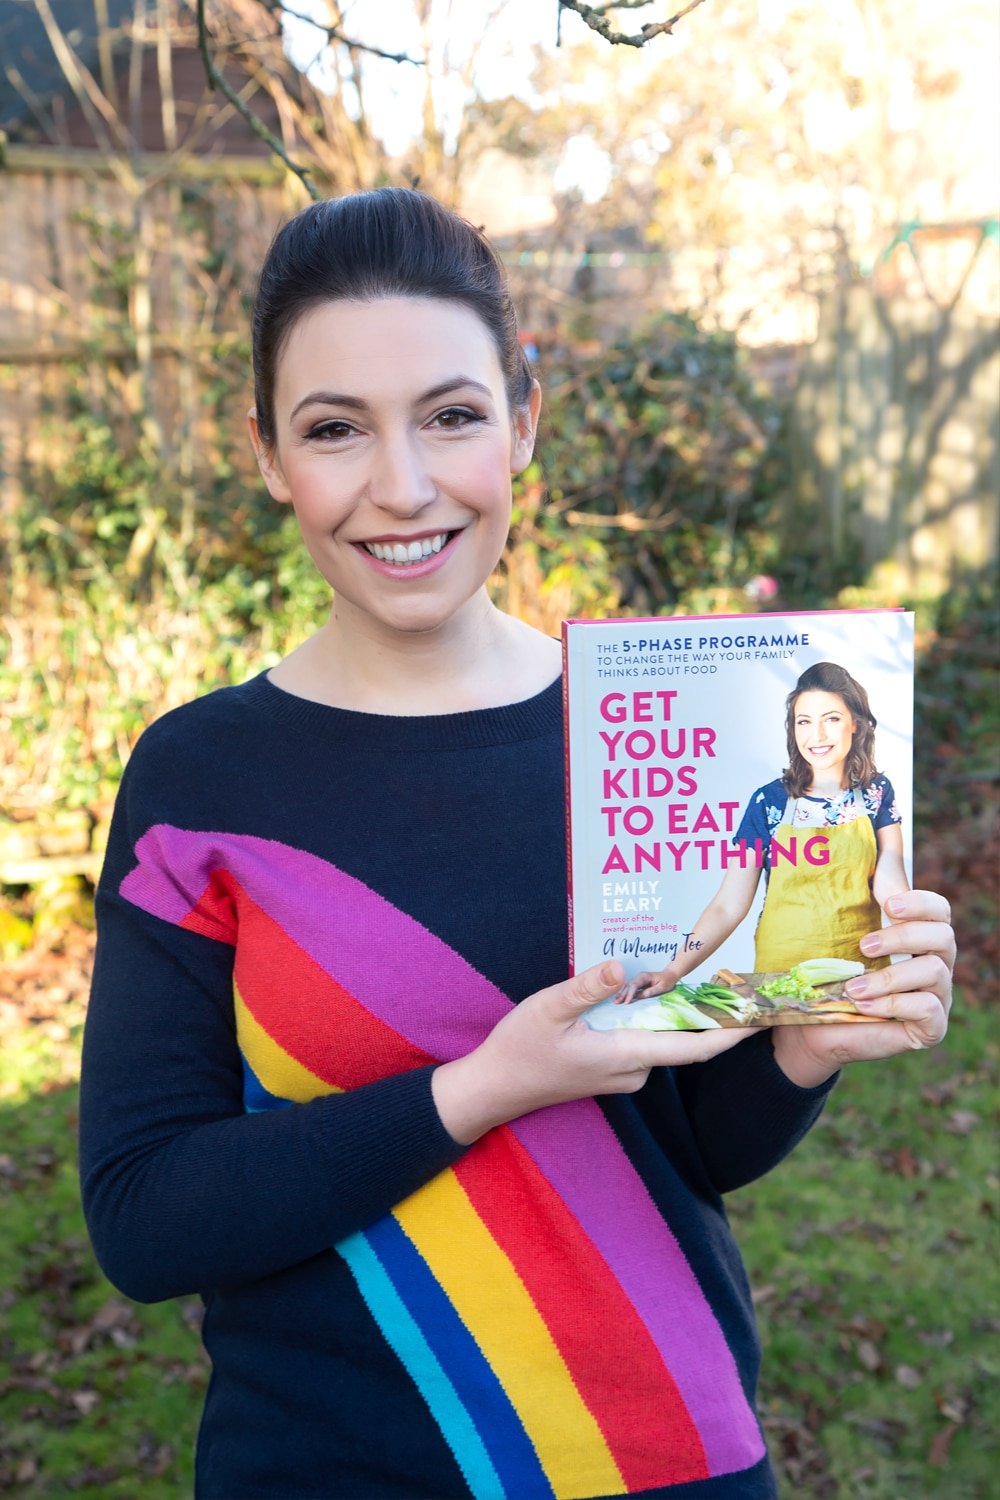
[753, 789, 886, 972]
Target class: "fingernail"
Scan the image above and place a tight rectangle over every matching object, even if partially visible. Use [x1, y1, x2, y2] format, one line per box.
[859, 934, 882, 956]
[885, 896, 905, 918]
[846, 977, 872, 998]
[600, 962, 621, 986]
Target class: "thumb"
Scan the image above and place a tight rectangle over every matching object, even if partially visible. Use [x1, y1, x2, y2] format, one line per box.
[540, 961, 625, 1023]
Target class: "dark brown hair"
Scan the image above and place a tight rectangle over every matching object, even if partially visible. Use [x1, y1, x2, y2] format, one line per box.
[251, 188, 533, 448]
[783, 661, 879, 797]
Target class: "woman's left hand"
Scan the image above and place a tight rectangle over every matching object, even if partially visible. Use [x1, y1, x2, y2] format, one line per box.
[771, 889, 955, 1089]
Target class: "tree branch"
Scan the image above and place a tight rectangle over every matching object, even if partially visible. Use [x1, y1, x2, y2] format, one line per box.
[257, 0, 423, 66]
[558, 0, 709, 47]
[195, 0, 319, 199]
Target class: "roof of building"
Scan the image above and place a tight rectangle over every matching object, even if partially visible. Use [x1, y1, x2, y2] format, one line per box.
[0, 0, 137, 130]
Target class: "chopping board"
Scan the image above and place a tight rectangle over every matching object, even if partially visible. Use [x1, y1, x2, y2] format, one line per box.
[709, 968, 883, 1026]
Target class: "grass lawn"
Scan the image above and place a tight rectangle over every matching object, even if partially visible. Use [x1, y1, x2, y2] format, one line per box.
[0, 936, 995, 1498]
[2, 587, 997, 1498]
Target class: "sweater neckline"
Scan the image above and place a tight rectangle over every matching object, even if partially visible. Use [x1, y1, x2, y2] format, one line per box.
[238, 670, 564, 750]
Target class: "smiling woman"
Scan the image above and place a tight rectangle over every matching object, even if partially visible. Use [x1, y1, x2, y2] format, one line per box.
[78, 189, 955, 1500]
[247, 295, 542, 696]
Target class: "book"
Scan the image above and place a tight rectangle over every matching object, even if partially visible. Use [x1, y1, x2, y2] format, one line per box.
[562, 609, 914, 1030]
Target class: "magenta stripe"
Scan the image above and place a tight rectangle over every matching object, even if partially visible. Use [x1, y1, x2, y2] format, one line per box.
[122, 826, 763, 1475]
[122, 826, 511, 1059]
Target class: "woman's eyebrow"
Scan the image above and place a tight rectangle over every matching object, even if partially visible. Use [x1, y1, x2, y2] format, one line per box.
[289, 377, 493, 422]
[290, 390, 366, 420]
[420, 377, 494, 404]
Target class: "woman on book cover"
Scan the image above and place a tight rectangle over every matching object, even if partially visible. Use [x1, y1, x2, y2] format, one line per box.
[79, 190, 954, 1499]
[629, 661, 910, 995]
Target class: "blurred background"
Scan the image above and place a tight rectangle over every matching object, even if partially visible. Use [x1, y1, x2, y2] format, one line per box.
[0, 2, 996, 1495]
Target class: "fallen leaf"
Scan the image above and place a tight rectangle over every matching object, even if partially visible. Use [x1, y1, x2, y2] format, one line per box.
[887, 1146, 919, 1178]
[70, 1389, 100, 1415]
[945, 1110, 980, 1135]
[856, 1340, 882, 1373]
[894, 1364, 922, 1389]
[927, 1422, 960, 1466]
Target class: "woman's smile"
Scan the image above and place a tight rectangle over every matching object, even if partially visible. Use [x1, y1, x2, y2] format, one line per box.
[355, 528, 462, 574]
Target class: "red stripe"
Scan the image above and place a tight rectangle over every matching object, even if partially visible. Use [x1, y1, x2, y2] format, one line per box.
[183, 877, 435, 1087]
[454, 1128, 710, 1490]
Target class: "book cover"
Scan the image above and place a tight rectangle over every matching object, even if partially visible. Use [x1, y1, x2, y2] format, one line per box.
[562, 609, 914, 1030]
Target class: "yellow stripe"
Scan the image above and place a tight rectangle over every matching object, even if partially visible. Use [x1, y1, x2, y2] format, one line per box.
[395, 1168, 624, 1500]
[234, 985, 341, 1102]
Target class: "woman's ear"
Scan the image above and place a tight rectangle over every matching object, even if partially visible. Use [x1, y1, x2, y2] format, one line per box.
[247, 408, 293, 504]
[510, 380, 542, 475]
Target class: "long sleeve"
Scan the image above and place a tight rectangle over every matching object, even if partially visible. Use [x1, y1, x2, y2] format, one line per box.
[80, 746, 465, 1304]
[671, 1029, 837, 1193]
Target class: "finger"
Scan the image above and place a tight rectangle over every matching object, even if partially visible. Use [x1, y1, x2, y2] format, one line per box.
[843, 993, 949, 1049]
[614, 975, 644, 1005]
[883, 889, 952, 925]
[847, 954, 953, 1013]
[541, 961, 625, 1021]
[860, 919, 957, 967]
[639, 1026, 757, 1067]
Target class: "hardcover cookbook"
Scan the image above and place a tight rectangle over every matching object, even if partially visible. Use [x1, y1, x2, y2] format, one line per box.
[562, 609, 914, 1031]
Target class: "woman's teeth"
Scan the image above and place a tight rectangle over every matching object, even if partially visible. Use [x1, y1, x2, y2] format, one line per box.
[364, 533, 450, 565]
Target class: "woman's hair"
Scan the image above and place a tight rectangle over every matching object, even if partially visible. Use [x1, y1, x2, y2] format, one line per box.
[783, 660, 878, 797]
[251, 187, 533, 447]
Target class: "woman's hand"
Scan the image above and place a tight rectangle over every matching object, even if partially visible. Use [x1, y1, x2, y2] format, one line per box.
[615, 965, 681, 1003]
[432, 961, 755, 1144]
[772, 889, 955, 1088]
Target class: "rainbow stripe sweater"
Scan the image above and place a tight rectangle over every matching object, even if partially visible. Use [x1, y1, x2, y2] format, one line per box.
[80, 673, 835, 1499]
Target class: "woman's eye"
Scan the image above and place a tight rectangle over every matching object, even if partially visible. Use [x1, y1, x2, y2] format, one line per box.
[306, 420, 356, 442]
[432, 407, 483, 430]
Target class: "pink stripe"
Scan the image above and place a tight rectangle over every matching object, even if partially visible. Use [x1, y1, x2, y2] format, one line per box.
[122, 826, 763, 1476]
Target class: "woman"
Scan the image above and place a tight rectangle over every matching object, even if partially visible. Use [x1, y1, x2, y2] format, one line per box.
[80, 189, 954, 1499]
[743, 660, 907, 972]
[626, 662, 910, 1015]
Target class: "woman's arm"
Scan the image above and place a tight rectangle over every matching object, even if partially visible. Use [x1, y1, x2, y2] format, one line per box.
[872, 820, 910, 908]
[623, 862, 762, 999]
[80, 889, 467, 1303]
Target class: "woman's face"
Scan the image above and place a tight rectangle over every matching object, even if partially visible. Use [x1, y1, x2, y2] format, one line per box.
[249, 296, 540, 642]
[792, 690, 857, 784]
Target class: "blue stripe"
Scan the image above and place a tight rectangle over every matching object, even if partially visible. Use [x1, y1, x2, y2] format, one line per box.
[240, 1054, 293, 1113]
[366, 1215, 553, 1500]
[338, 1231, 505, 1500]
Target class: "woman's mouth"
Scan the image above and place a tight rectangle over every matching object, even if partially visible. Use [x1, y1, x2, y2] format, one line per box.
[361, 532, 454, 566]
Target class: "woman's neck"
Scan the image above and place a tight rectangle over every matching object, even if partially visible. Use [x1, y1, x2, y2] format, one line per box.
[807, 772, 850, 797]
[268, 593, 561, 715]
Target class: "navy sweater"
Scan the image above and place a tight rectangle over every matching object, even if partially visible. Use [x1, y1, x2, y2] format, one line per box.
[80, 672, 835, 1499]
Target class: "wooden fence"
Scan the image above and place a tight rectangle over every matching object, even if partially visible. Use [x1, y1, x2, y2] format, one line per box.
[789, 285, 999, 592]
[2, 150, 998, 590]
[0, 147, 300, 527]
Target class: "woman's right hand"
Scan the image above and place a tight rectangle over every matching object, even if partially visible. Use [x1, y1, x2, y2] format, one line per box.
[615, 965, 682, 1004]
[431, 961, 753, 1145]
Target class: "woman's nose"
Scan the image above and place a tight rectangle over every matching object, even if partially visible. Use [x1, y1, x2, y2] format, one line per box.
[368, 434, 437, 515]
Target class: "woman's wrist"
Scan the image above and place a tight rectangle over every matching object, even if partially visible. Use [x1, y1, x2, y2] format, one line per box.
[430, 1051, 521, 1146]
[770, 1027, 839, 1089]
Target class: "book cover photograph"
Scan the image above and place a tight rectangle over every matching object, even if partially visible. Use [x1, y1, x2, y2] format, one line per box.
[562, 609, 914, 1031]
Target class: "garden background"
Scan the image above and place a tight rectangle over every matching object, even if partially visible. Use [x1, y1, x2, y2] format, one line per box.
[1, 1, 997, 1495]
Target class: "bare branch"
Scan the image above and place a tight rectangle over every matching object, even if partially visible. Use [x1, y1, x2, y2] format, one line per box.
[558, 0, 709, 47]
[32, 0, 124, 150]
[256, 0, 423, 66]
[195, 0, 319, 200]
